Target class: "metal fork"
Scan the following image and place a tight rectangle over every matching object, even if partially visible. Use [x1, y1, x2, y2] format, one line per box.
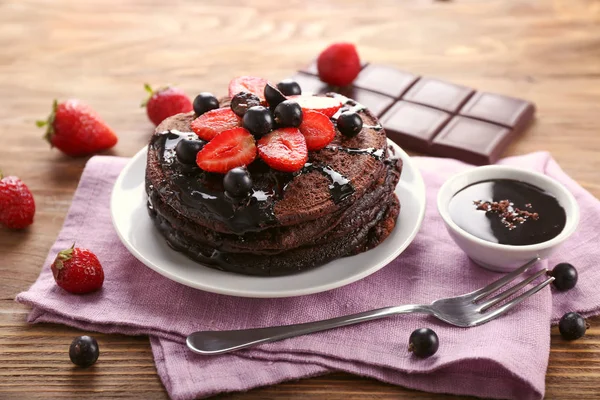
[187, 257, 552, 355]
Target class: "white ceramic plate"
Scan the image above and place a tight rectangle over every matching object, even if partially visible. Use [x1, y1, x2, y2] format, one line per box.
[111, 140, 426, 298]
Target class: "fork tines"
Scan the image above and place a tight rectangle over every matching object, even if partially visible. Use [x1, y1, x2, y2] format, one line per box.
[473, 257, 554, 319]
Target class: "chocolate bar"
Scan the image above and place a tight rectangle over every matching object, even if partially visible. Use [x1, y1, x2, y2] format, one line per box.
[290, 63, 535, 165]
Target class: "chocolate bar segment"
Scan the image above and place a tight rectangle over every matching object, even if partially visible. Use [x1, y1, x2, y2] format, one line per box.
[379, 101, 451, 153]
[289, 63, 535, 165]
[459, 92, 535, 129]
[337, 87, 395, 118]
[431, 116, 512, 165]
[403, 78, 475, 113]
[353, 65, 419, 98]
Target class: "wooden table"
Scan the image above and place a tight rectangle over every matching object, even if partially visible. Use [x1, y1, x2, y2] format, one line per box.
[1, 0, 599, 398]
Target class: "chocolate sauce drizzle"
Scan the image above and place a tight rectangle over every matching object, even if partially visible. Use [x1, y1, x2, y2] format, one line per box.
[329, 93, 383, 131]
[151, 130, 279, 233]
[297, 162, 355, 204]
[324, 145, 385, 161]
[148, 94, 389, 234]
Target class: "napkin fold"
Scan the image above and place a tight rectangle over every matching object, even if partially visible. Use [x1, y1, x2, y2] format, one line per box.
[16, 152, 600, 400]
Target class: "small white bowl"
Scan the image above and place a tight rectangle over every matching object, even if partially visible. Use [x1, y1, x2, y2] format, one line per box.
[437, 166, 580, 272]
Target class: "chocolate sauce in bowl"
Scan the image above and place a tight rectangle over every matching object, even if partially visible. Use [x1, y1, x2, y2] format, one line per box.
[448, 179, 566, 245]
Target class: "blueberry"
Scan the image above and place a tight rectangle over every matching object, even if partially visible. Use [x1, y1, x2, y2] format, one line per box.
[550, 263, 578, 291]
[264, 83, 288, 109]
[408, 328, 439, 358]
[277, 79, 302, 96]
[273, 100, 303, 128]
[223, 167, 252, 197]
[193, 92, 219, 116]
[69, 335, 99, 368]
[176, 138, 206, 165]
[242, 106, 273, 137]
[559, 312, 588, 340]
[230, 92, 262, 117]
[337, 111, 363, 137]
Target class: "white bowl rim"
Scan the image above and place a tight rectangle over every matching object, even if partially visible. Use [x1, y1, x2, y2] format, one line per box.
[437, 165, 580, 252]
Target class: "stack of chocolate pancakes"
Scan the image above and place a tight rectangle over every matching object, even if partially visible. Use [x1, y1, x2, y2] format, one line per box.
[146, 94, 402, 276]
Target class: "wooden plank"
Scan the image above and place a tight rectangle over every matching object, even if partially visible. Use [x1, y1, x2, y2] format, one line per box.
[1, 0, 599, 398]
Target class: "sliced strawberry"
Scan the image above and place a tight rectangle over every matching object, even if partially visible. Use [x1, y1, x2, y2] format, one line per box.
[196, 127, 257, 173]
[257, 128, 308, 173]
[191, 108, 241, 141]
[299, 110, 336, 151]
[288, 95, 342, 118]
[228, 76, 268, 101]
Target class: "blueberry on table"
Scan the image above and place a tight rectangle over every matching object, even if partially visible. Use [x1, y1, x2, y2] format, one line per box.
[408, 328, 439, 358]
[223, 167, 253, 198]
[337, 111, 363, 137]
[176, 138, 206, 165]
[559, 312, 589, 340]
[274, 100, 303, 128]
[242, 106, 274, 137]
[193, 92, 219, 116]
[549, 262, 578, 291]
[264, 83, 287, 109]
[230, 92, 262, 117]
[69, 335, 99, 367]
[277, 79, 302, 96]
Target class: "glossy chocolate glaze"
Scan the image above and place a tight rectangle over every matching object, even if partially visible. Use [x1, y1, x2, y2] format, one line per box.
[449, 179, 566, 245]
[150, 130, 279, 233]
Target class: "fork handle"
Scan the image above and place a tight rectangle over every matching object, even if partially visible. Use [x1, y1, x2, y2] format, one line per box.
[186, 304, 432, 355]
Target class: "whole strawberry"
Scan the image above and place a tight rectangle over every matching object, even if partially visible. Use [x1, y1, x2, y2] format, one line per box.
[51, 246, 104, 294]
[317, 42, 361, 86]
[143, 84, 193, 126]
[38, 100, 118, 157]
[0, 173, 35, 229]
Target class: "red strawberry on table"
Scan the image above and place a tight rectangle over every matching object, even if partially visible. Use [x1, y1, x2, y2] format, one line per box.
[257, 127, 308, 172]
[317, 42, 361, 86]
[196, 127, 257, 173]
[288, 95, 342, 118]
[299, 110, 336, 151]
[51, 245, 104, 294]
[191, 108, 241, 141]
[37, 100, 118, 157]
[143, 84, 193, 126]
[0, 173, 35, 229]
[228, 76, 268, 101]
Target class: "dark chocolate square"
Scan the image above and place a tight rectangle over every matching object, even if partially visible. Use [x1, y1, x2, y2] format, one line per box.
[288, 73, 329, 95]
[380, 101, 451, 152]
[337, 87, 395, 117]
[459, 92, 535, 129]
[403, 78, 474, 113]
[431, 116, 512, 165]
[353, 65, 419, 98]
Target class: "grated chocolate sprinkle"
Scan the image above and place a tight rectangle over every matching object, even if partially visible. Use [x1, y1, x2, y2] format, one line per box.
[473, 199, 539, 230]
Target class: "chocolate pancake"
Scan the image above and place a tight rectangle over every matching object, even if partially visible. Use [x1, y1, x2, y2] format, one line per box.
[145, 93, 403, 275]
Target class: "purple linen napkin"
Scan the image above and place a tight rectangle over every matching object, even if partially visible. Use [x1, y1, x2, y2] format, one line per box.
[16, 152, 600, 400]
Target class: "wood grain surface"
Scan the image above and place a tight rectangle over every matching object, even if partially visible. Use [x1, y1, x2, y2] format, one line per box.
[1, 0, 599, 399]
